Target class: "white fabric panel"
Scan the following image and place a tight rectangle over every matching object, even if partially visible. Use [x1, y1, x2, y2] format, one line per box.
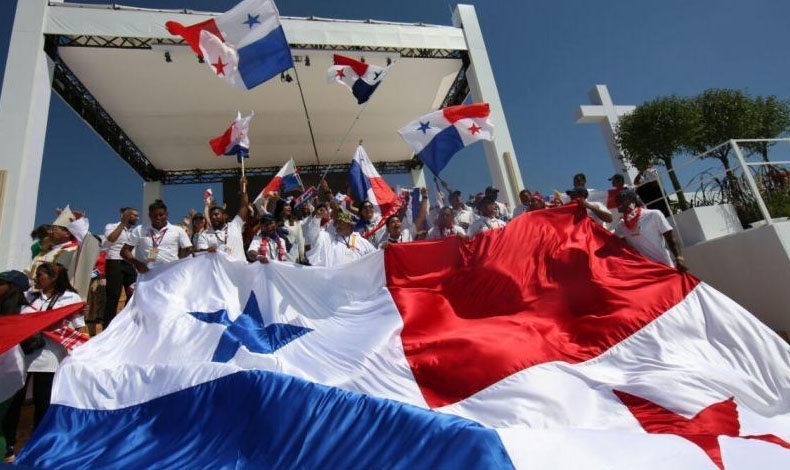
[498, 427, 790, 470]
[439, 283, 790, 441]
[53, 251, 426, 410]
[0, 345, 25, 402]
[453, 116, 494, 146]
[215, 0, 282, 48]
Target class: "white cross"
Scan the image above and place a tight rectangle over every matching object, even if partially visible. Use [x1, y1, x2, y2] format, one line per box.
[575, 85, 637, 185]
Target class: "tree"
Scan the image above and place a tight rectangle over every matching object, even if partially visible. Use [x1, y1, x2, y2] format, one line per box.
[687, 89, 755, 171]
[744, 95, 790, 162]
[616, 95, 697, 210]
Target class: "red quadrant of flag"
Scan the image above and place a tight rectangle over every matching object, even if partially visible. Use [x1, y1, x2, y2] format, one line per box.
[385, 204, 698, 408]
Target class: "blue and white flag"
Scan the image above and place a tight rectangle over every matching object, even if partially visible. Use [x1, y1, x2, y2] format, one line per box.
[328, 54, 390, 104]
[166, 0, 293, 89]
[398, 103, 494, 175]
[13, 206, 790, 470]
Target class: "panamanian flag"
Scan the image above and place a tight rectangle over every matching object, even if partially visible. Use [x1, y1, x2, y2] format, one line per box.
[399, 103, 494, 175]
[209, 111, 253, 162]
[166, 0, 293, 89]
[7, 205, 790, 469]
[349, 145, 398, 217]
[328, 54, 390, 104]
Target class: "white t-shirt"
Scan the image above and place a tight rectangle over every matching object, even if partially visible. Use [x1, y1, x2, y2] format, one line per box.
[195, 216, 246, 262]
[248, 232, 288, 262]
[355, 216, 386, 248]
[103, 222, 135, 260]
[307, 231, 376, 267]
[615, 209, 675, 267]
[453, 206, 476, 230]
[383, 228, 414, 244]
[494, 201, 511, 220]
[282, 220, 306, 262]
[302, 216, 331, 248]
[467, 216, 507, 237]
[127, 222, 192, 267]
[22, 290, 85, 373]
[427, 225, 466, 240]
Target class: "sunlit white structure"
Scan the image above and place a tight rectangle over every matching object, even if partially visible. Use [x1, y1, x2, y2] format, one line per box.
[0, 1, 524, 270]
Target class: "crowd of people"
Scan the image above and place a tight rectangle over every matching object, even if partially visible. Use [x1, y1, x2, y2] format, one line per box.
[0, 170, 688, 462]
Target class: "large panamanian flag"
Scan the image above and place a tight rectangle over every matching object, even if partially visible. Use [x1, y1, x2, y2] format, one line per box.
[11, 205, 790, 470]
[398, 103, 494, 175]
[165, 0, 293, 89]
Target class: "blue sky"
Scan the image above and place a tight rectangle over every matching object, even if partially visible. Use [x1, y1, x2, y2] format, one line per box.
[2, 0, 790, 227]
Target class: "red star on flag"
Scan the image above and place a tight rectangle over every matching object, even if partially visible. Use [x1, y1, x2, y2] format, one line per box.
[468, 123, 482, 135]
[335, 69, 346, 79]
[614, 390, 790, 470]
[212, 57, 227, 76]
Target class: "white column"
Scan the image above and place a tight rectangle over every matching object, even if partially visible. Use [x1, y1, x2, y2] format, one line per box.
[410, 166, 427, 188]
[453, 4, 524, 209]
[0, 0, 53, 271]
[142, 181, 164, 225]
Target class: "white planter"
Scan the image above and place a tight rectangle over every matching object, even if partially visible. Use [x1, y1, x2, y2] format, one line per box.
[671, 204, 743, 247]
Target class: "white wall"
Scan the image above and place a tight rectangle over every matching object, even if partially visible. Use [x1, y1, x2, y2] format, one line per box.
[684, 221, 790, 334]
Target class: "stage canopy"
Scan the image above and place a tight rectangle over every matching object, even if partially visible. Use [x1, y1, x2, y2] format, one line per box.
[45, 2, 470, 183]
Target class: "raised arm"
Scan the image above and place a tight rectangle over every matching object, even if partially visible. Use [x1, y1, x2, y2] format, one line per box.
[414, 187, 430, 231]
[238, 175, 250, 221]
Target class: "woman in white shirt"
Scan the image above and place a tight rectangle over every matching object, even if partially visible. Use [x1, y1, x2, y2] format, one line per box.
[21, 262, 86, 428]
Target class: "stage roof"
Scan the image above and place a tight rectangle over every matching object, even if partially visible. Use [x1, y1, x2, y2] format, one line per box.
[44, 2, 470, 183]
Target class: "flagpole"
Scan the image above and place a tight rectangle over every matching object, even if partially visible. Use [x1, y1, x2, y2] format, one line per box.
[316, 59, 396, 187]
[240, 153, 246, 179]
[317, 100, 371, 186]
[291, 65, 321, 166]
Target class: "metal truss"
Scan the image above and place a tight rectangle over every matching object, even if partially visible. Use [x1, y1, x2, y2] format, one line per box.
[161, 161, 413, 185]
[440, 60, 470, 108]
[56, 35, 464, 59]
[45, 36, 163, 181]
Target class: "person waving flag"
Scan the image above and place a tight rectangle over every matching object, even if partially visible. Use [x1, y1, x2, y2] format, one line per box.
[327, 54, 390, 104]
[398, 103, 494, 175]
[166, 0, 293, 89]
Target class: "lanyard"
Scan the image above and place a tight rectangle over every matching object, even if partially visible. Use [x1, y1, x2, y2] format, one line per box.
[150, 228, 168, 248]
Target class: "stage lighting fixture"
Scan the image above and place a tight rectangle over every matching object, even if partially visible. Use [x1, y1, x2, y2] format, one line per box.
[197, 55, 205, 64]
[305, 56, 311, 67]
[386, 57, 392, 66]
[164, 51, 172, 63]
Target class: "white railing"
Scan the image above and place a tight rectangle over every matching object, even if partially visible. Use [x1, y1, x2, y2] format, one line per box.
[634, 138, 790, 228]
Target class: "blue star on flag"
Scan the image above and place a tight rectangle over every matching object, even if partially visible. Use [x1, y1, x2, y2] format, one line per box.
[188, 292, 312, 363]
[417, 121, 431, 134]
[243, 13, 261, 28]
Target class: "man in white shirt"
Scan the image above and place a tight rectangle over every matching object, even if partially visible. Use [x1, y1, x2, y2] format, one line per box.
[449, 190, 475, 230]
[102, 207, 139, 327]
[307, 211, 376, 267]
[467, 198, 507, 237]
[512, 189, 533, 218]
[354, 200, 386, 248]
[427, 207, 467, 240]
[247, 214, 288, 263]
[195, 176, 250, 262]
[484, 186, 511, 221]
[121, 200, 193, 273]
[566, 186, 614, 227]
[614, 189, 688, 272]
